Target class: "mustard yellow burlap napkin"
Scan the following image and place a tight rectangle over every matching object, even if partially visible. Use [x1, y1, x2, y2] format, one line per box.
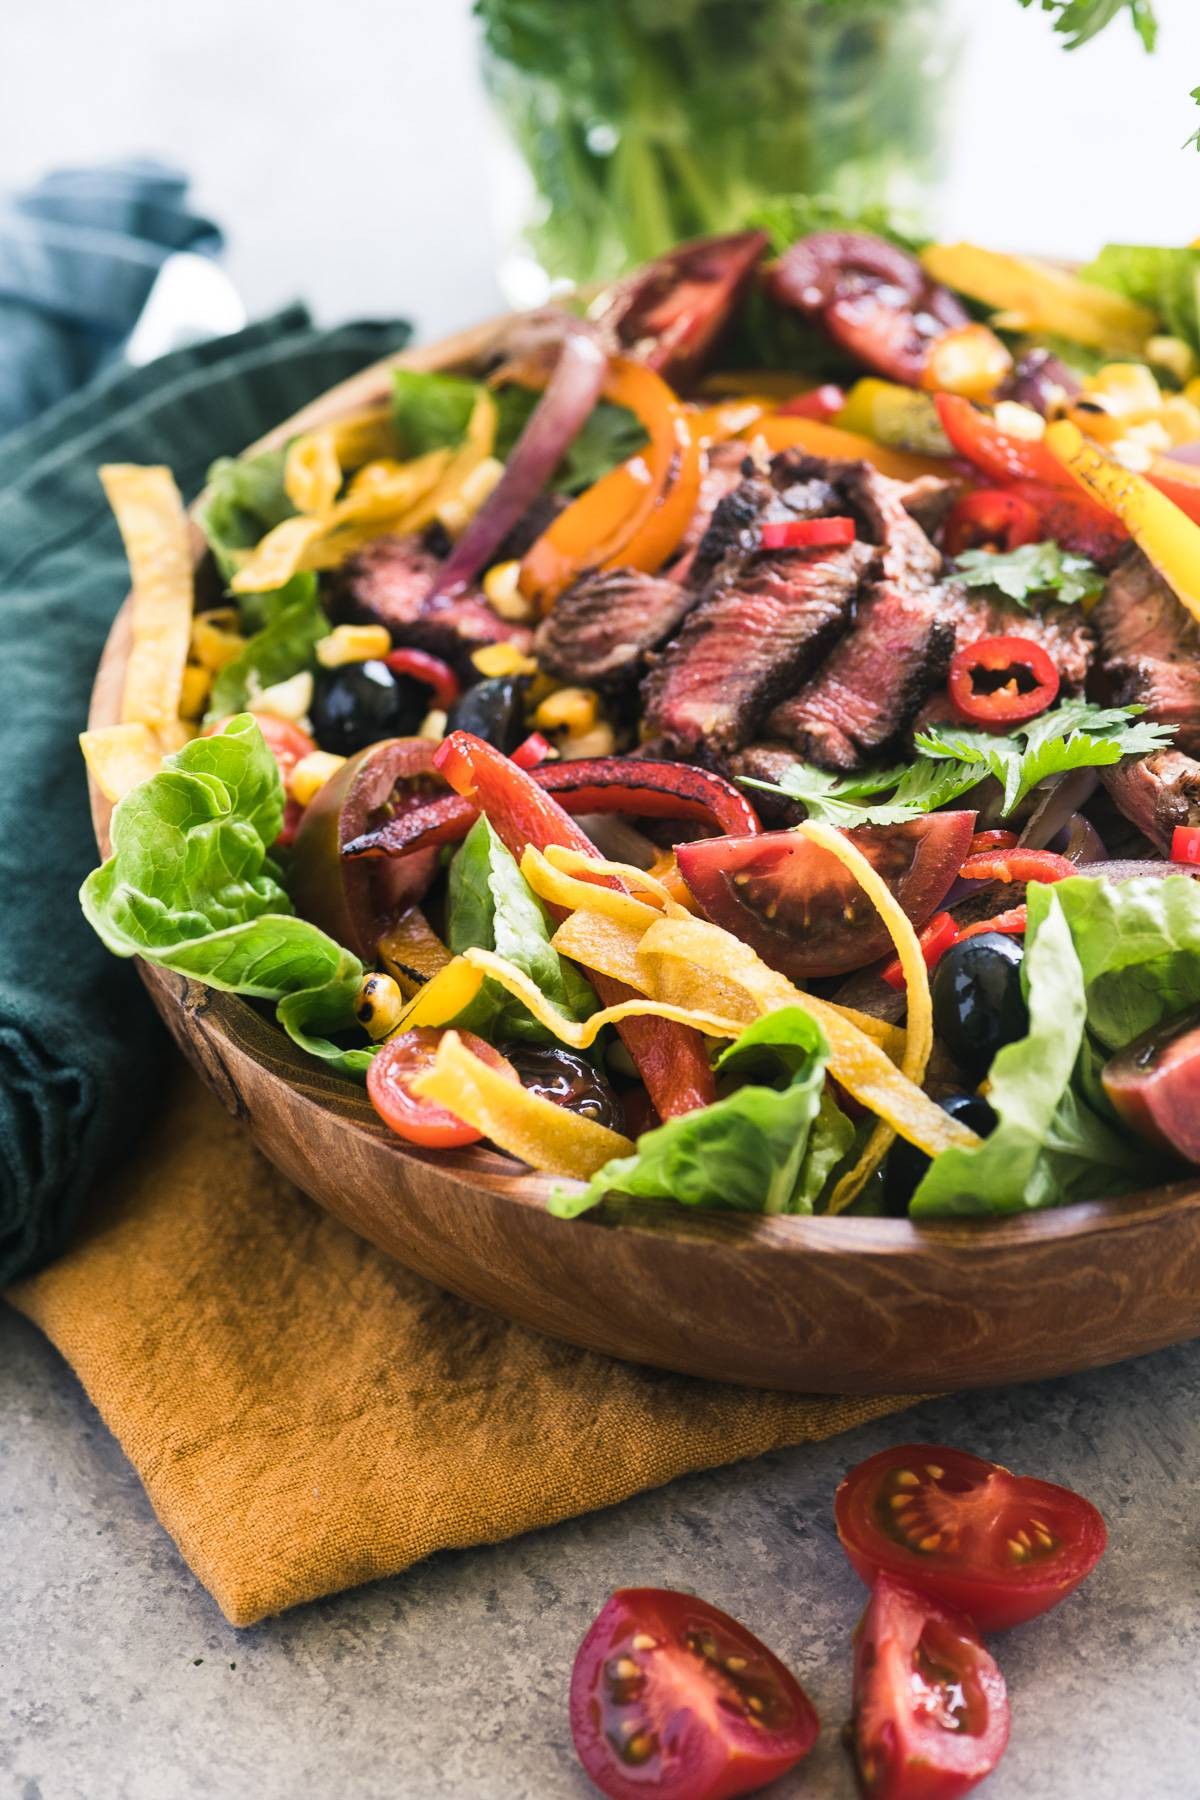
[7, 1068, 913, 1626]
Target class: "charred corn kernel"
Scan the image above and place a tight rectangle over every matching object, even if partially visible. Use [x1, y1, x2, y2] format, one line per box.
[178, 661, 211, 720]
[436, 455, 505, 537]
[190, 613, 246, 672]
[483, 558, 535, 622]
[559, 721, 616, 760]
[1122, 419, 1174, 455]
[316, 623, 391, 668]
[254, 669, 313, 722]
[471, 641, 536, 679]
[1146, 336, 1198, 387]
[992, 400, 1046, 441]
[1086, 362, 1163, 415]
[1156, 396, 1200, 445]
[919, 322, 1012, 401]
[1109, 437, 1155, 472]
[419, 707, 447, 741]
[535, 687, 599, 735]
[355, 971, 405, 1041]
[288, 749, 345, 806]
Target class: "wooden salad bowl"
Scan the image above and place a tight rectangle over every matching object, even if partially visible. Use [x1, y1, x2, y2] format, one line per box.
[87, 317, 1200, 1395]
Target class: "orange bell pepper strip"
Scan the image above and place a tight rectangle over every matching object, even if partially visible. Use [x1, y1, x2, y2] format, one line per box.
[748, 413, 952, 483]
[519, 357, 701, 610]
[1045, 422, 1200, 624]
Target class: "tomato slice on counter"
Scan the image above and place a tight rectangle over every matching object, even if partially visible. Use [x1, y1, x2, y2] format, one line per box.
[835, 1443, 1108, 1632]
[367, 1027, 518, 1148]
[852, 1574, 1010, 1800]
[881, 911, 958, 991]
[676, 813, 977, 980]
[947, 634, 1060, 726]
[942, 488, 1042, 556]
[760, 515, 856, 550]
[569, 1588, 819, 1800]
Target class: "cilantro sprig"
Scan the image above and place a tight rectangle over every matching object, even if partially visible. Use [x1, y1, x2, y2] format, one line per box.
[951, 541, 1105, 612]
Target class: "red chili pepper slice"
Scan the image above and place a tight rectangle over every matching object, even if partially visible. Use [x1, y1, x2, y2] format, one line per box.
[881, 909, 958, 990]
[943, 488, 1043, 556]
[958, 848, 1077, 884]
[775, 384, 846, 420]
[384, 647, 461, 708]
[1172, 824, 1200, 865]
[947, 634, 1061, 726]
[510, 731, 554, 771]
[956, 904, 1028, 941]
[968, 829, 1020, 854]
[761, 515, 856, 551]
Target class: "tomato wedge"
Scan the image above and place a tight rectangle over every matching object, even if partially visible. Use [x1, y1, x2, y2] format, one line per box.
[676, 814, 977, 980]
[942, 489, 1042, 556]
[569, 1588, 819, 1800]
[367, 1027, 518, 1148]
[947, 635, 1060, 727]
[853, 1574, 1010, 1800]
[836, 1444, 1108, 1632]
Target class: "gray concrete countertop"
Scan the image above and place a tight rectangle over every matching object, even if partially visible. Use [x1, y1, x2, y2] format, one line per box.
[3, 1303, 1198, 1800]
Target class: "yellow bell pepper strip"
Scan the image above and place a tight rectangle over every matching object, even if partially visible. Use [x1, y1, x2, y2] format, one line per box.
[792, 821, 934, 1211]
[284, 428, 342, 517]
[1045, 421, 1200, 625]
[518, 357, 699, 610]
[747, 414, 952, 483]
[410, 1031, 634, 1179]
[835, 380, 953, 457]
[919, 244, 1157, 356]
[377, 906, 452, 998]
[390, 957, 487, 1031]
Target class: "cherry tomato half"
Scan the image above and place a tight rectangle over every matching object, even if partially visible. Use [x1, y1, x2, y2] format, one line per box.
[836, 1443, 1108, 1632]
[947, 635, 1060, 727]
[569, 1588, 818, 1800]
[760, 515, 856, 550]
[943, 489, 1042, 557]
[967, 830, 1019, 855]
[367, 1027, 518, 1149]
[853, 1574, 1010, 1800]
[676, 814, 977, 981]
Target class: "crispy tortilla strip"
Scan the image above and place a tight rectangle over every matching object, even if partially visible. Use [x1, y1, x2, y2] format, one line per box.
[461, 948, 746, 1048]
[540, 844, 688, 914]
[519, 847, 664, 932]
[285, 429, 342, 516]
[79, 724, 165, 802]
[411, 1030, 632, 1179]
[324, 405, 397, 470]
[101, 465, 193, 728]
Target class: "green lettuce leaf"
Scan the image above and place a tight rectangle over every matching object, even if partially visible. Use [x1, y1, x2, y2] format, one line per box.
[446, 816, 595, 1043]
[392, 368, 480, 459]
[911, 892, 1145, 1216]
[198, 449, 297, 584]
[549, 1006, 852, 1219]
[80, 715, 366, 1071]
[207, 573, 328, 720]
[1082, 241, 1200, 352]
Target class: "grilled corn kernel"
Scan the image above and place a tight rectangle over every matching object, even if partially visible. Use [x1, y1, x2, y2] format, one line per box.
[316, 623, 391, 668]
[559, 721, 616, 759]
[920, 324, 1012, 401]
[355, 971, 405, 1041]
[991, 400, 1046, 441]
[288, 749, 346, 807]
[1146, 335, 1198, 387]
[1109, 437, 1154, 473]
[471, 641, 536, 679]
[1085, 362, 1163, 415]
[179, 662, 212, 720]
[534, 687, 599, 736]
[1156, 396, 1200, 446]
[419, 707, 448, 741]
[253, 670, 313, 722]
[483, 558, 535, 622]
[190, 613, 246, 672]
[437, 456, 505, 538]
[1064, 394, 1127, 443]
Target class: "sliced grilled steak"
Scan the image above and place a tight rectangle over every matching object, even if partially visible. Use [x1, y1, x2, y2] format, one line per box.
[941, 587, 1095, 692]
[1092, 547, 1200, 754]
[331, 534, 528, 670]
[1102, 751, 1200, 854]
[494, 492, 568, 563]
[667, 441, 756, 584]
[766, 465, 950, 769]
[535, 567, 695, 690]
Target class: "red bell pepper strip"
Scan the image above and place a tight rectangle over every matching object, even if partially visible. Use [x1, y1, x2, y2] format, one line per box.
[948, 635, 1060, 727]
[958, 848, 1077, 884]
[342, 757, 762, 860]
[881, 910, 958, 991]
[776, 384, 846, 420]
[432, 733, 716, 1117]
[1004, 479, 1129, 565]
[383, 647, 461, 708]
[1171, 824, 1200, 864]
[955, 905, 1028, 941]
[968, 829, 1020, 854]
[760, 516, 856, 550]
[511, 731, 554, 770]
[936, 392, 1070, 487]
[943, 489, 1042, 556]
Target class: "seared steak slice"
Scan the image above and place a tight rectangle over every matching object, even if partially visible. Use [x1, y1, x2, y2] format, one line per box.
[535, 567, 694, 689]
[667, 441, 756, 584]
[331, 534, 528, 670]
[1092, 547, 1200, 754]
[766, 465, 949, 769]
[941, 587, 1095, 692]
[641, 541, 871, 756]
[1102, 751, 1200, 854]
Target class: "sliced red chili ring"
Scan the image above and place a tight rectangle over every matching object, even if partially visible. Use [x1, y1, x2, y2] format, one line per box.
[1171, 824, 1200, 865]
[958, 848, 1077, 884]
[880, 910, 958, 990]
[956, 904, 1028, 941]
[968, 829, 1020, 854]
[510, 730, 554, 770]
[947, 634, 1061, 726]
[384, 647, 461, 708]
[760, 515, 856, 550]
[943, 488, 1043, 556]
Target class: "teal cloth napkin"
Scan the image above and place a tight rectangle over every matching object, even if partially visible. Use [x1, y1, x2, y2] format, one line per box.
[0, 308, 412, 1286]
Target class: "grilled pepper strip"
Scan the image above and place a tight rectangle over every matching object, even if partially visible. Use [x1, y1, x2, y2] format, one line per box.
[433, 731, 716, 1117]
[1045, 421, 1200, 625]
[749, 414, 951, 482]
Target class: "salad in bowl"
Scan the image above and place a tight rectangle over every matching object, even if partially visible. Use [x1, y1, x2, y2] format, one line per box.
[81, 218, 1200, 1226]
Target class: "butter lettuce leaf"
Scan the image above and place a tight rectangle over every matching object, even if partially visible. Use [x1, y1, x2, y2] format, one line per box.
[198, 448, 296, 584]
[1082, 241, 1200, 352]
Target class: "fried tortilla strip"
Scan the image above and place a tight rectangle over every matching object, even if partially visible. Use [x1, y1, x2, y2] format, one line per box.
[101, 464, 193, 728]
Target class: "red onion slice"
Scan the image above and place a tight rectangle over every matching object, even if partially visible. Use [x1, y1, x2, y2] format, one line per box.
[1019, 768, 1100, 852]
[428, 327, 609, 603]
[1162, 441, 1200, 468]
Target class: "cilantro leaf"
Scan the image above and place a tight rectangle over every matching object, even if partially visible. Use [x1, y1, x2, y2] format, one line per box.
[916, 700, 1177, 814]
[952, 541, 1104, 611]
[738, 755, 983, 826]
